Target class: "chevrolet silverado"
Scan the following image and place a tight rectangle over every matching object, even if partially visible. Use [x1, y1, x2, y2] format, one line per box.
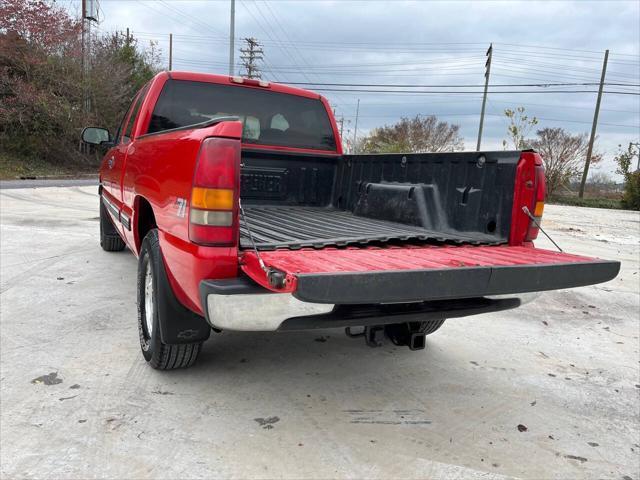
[82, 71, 620, 370]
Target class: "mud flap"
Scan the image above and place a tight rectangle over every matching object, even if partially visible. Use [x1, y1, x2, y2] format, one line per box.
[156, 250, 211, 345]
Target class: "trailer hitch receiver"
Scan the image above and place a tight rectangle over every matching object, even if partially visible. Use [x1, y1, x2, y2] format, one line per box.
[345, 323, 427, 350]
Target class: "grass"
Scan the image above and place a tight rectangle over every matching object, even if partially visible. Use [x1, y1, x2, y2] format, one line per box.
[0, 153, 98, 180]
[547, 195, 623, 210]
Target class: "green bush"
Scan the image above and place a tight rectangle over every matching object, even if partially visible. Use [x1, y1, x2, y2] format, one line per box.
[547, 196, 623, 210]
[621, 171, 640, 210]
[613, 144, 640, 211]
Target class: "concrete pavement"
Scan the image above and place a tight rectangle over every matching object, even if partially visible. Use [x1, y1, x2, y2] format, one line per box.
[1, 186, 638, 479]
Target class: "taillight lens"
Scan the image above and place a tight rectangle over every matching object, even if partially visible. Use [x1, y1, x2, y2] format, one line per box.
[189, 137, 240, 246]
[509, 152, 546, 245]
[526, 164, 546, 241]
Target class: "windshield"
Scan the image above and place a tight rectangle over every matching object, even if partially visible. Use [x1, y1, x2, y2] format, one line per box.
[147, 79, 337, 151]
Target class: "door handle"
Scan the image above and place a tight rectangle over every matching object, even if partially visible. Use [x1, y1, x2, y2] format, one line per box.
[107, 157, 115, 169]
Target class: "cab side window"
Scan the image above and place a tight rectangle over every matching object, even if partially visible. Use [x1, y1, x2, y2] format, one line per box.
[118, 85, 150, 144]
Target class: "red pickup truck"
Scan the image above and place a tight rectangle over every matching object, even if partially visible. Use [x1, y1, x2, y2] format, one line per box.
[82, 71, 619, 370]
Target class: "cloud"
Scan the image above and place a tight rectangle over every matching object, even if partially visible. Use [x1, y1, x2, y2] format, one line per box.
[83, 0, 639, 176]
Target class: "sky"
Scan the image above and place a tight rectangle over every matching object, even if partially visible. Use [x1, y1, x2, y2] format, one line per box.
[65, 0, 639, 179]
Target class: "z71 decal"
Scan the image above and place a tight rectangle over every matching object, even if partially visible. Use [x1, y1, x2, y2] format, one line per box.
[175, 197, 187, 218]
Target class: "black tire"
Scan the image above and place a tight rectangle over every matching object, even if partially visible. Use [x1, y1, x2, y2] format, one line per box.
[421, 319, 446, 336]
[100, 200, 126, 252]
[137, 229, 201, 370]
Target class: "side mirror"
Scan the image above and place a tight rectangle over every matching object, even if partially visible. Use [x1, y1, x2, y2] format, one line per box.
[82, 127, 113, 146]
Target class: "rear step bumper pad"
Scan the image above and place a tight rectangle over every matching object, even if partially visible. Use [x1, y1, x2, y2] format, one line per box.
[199, 277, 528, 332]
[292, 260, 620, 304]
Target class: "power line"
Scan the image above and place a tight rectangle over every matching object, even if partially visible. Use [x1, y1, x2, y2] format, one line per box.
[237, 0, 299, 82]
[131, 34, 637, 83]
[104, 26, 640, 60]
[306, 88, 640, 95]
[281, 81, 639, 88]
[495, 42, 635, 56]
[335, 112, 638, 128]
[124, 29, 636, 73]
[135, 0, 226, 37]
[241, 0, 351, 108]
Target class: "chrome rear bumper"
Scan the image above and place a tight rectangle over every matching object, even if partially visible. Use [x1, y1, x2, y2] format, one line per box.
[200, 278, 536, 332]
[207, 292, 334, 331]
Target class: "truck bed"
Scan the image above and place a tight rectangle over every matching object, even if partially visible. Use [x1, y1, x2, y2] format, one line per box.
[239, 149, 521, 251]
[240, 206, 503, 250]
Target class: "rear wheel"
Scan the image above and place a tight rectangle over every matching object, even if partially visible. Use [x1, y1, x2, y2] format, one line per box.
[100, 200, 126, 252]
[137, 229, 201, 369]
[420, 319, 446, 336]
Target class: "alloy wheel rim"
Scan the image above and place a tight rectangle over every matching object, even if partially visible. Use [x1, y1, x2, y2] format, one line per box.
[144, 261, 154, 337]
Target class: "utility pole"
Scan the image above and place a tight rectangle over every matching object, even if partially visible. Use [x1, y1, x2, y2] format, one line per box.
[476, 43, 492, 151]
[579, 49, 609, 198]
[228, 0, 235, 76]
[629, 142, 640, 171]
[126, 27, 130, 45]
[352, 99, 360, 154]
[239, 38, 263, 79]
[81, 0, 86, 72]
[336, 116, 349, 151]
[169, 33, 173, 71]
[81, 0, 94, 118]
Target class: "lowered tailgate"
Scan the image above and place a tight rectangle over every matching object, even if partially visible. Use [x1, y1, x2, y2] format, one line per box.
[240, 245, 620, 304]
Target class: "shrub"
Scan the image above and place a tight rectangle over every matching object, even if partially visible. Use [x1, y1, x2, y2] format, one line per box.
[614, 144, 640, 211]
[621, 171, 640, 210]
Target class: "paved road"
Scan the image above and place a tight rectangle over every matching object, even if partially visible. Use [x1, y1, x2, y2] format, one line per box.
[0, 178, 98, 190]
[1, 186, 638, 479]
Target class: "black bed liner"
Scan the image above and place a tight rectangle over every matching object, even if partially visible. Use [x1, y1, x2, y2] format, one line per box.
[238, 150, 522, 251]
[239, 206, 503, 250]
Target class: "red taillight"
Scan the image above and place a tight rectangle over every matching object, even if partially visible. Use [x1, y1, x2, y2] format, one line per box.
[509, 152, 546, 245]
[526, 163, 546, 241]
[189, 137, 241, 246]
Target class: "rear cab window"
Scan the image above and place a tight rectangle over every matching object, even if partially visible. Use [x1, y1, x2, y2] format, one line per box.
[147, 79, 336, 151]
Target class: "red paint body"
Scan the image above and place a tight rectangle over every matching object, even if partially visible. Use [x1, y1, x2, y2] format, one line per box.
[98, 71, 572, 317]
[100, 71, 342, 314]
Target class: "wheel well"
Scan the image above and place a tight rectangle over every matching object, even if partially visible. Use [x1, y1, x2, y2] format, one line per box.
[135, 197, 157, 252]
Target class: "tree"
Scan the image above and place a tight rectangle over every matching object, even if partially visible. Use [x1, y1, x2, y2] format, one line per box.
[502, 107, 538, 150]
[0, 0, 83, 162]
[359, 115, 464, 154]
[0, 0, 80, 53]
[0, 0, 160, 166]
[528, 128, 601, 197]
[90, 33, 161, 133]
[614, 143, 640, 210]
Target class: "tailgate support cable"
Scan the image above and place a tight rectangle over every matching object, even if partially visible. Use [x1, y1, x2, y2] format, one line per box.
[239, 199, 287, 289]
[522, 206, 563, 252]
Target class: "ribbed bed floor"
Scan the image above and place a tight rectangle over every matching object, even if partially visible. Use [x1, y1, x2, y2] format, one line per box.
[240, 206, 502, 250]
